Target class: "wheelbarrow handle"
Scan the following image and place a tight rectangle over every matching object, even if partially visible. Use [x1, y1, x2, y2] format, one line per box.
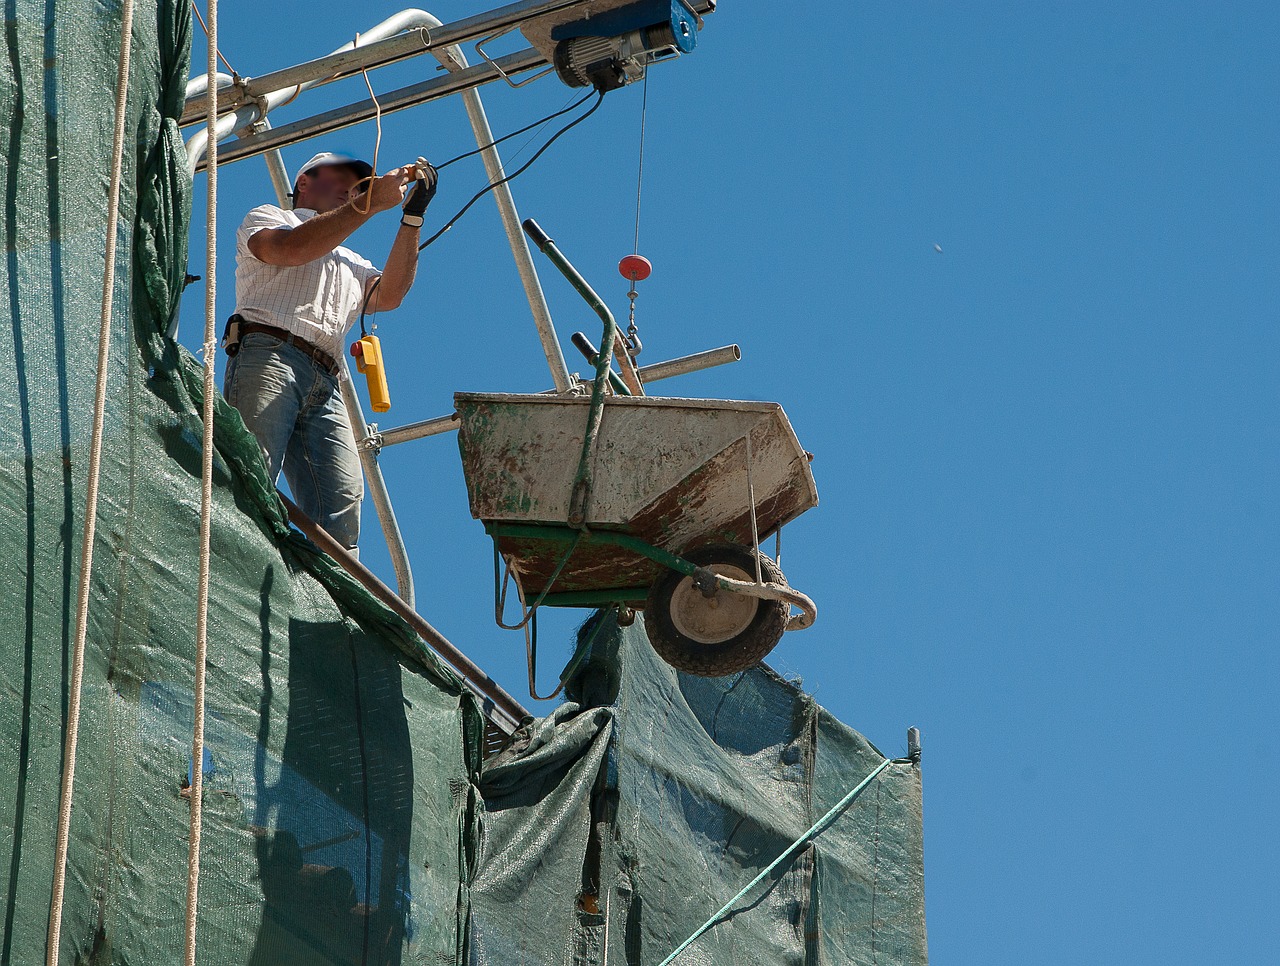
[702, 571, 819, 632]
[522, 218, 553, 252]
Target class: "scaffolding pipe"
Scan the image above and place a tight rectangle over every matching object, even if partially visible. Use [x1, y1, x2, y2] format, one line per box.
[457, 85, 572, 391]
[377, 413, 460, 447]
[376, 344, 744, 447]
[185, 71, 234, 102]
[260, 135, 293, 209]
[638, 344, 741, 384]
[182, 0, 697, 122]
[193, 48, 545, 170]
[339, 371, 416, 608]
[279, 491, 529, 734]
[180, 29, 437, 124]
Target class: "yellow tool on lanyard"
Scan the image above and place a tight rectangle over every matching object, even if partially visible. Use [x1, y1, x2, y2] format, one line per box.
[350, 334, 391, 412]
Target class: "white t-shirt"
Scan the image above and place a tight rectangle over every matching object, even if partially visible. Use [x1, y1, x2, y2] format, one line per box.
[234, 205, 381, 359]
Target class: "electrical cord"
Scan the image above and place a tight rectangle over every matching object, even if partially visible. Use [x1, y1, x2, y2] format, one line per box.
[434, 90, 596, 171]
[359, 89, 606, 330]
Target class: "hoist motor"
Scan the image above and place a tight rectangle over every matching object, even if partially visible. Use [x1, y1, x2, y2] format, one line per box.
[551, 0, 701, 92]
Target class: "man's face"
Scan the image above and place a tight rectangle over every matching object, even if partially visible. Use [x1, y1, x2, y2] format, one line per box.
[295, 165, 363, 213]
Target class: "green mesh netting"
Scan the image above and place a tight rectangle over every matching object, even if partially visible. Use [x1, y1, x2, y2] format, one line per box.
[470, 614, 927, 965]
[1, 1, 926, 963]
[1, 2, 481, 963]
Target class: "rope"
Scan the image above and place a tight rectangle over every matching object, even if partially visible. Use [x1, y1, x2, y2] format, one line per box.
[655, 756, 895, 966]
[45, 0, 137, 960]
[184, 0, 219, 960]
[351, 40, 383, 218]
[745, 430, 762, 583]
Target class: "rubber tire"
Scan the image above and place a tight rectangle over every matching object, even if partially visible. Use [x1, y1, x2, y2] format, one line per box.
[643, 544, 788, 677]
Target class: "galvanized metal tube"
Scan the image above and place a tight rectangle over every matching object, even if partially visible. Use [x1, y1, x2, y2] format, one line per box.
[195, 49, 547, 170]
[637, 344, 741, 384]
[181, 29, 435, 124]
[261, 143, 293, 208]
[377, 412, 461, 446]
[185, 71, 234, 102]
[458, 84, 573, 393]
[338, 366, 417, 609]
[278, 491, 529, 733]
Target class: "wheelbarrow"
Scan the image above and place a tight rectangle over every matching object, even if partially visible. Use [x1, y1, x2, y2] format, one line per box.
[455, 220, 819, 684]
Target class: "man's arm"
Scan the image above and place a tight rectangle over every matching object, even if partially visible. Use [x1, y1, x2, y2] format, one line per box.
[363, 223, 419, 312]
[248, 167, 413, 267]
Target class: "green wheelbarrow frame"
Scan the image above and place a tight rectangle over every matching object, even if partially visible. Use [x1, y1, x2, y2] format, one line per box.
[488, 521, 816, 628]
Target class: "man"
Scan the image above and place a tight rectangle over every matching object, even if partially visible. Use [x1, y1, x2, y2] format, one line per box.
[224, 151, 436, 553]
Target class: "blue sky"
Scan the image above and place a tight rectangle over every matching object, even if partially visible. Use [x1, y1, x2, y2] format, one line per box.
[179, 3, 1279, 962]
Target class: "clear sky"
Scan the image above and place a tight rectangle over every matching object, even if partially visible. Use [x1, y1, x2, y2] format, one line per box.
[179, 2, 1279, 962]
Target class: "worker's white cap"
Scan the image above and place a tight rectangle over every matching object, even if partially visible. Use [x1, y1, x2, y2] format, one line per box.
[294, 152, 373, 185]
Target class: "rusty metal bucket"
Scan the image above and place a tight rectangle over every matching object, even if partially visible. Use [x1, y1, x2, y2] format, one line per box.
[455, 391, 818, 605]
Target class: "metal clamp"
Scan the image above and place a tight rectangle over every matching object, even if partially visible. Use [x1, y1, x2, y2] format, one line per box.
[359, 423, 384, 455]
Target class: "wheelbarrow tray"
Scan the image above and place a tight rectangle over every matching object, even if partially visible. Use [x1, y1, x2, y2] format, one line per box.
[455, 392, 818, 602]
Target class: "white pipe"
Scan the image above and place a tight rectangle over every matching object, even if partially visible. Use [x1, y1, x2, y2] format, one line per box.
[185, 71, 235, 101]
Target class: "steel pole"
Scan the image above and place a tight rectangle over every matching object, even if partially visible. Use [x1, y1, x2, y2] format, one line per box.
[339, 368, 416, 608]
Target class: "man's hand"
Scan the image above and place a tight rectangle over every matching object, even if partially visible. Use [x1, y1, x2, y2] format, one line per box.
[352, 165, 416, 215]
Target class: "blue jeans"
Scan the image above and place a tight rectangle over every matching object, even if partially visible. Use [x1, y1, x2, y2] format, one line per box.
[225, 331, 363, 551]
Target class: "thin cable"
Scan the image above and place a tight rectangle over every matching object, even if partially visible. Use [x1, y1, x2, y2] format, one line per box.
[46, 0, 136, 960]
[656, 757, 896, 966]
[190, 1, 236, 76]
[359, 90, 605, 327]
[435, 91, 594, 171]
[633, 72, 649, 254]
[419, 90, 604, 252]
[183, 0, 218, 959]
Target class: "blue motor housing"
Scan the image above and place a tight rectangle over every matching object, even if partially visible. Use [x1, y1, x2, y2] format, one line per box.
[551, 0, 699, 53]
[552, 1, 700, 90]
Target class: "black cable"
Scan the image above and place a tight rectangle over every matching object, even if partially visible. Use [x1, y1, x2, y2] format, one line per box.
[417, 90, 604, 252]
[433, 90, 595, 171]
[359, 90, 606, 329]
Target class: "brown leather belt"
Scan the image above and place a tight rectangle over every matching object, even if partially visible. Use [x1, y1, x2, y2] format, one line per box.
[237, 322, 341, 375]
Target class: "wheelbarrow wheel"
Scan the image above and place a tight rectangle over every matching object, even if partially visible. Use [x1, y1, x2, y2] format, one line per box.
[643, 544, 788, 677]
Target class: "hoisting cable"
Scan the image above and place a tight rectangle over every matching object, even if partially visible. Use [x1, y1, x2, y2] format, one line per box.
[46, 0, 137, 961]
[656, 756, 897, 966]
[617, 75, 652, 367]
[358, 89, 606, 330]
[632, 72, 649, 258]
[183, 0, 220, 960]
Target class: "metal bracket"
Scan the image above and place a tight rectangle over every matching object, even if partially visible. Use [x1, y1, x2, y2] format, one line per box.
[475, 27, 555, 88]
[692, 567, 719, 599]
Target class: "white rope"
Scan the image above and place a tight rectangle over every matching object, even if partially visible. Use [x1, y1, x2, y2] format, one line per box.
[46, 0, 137, 960]
[185, 0, 219, 960]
